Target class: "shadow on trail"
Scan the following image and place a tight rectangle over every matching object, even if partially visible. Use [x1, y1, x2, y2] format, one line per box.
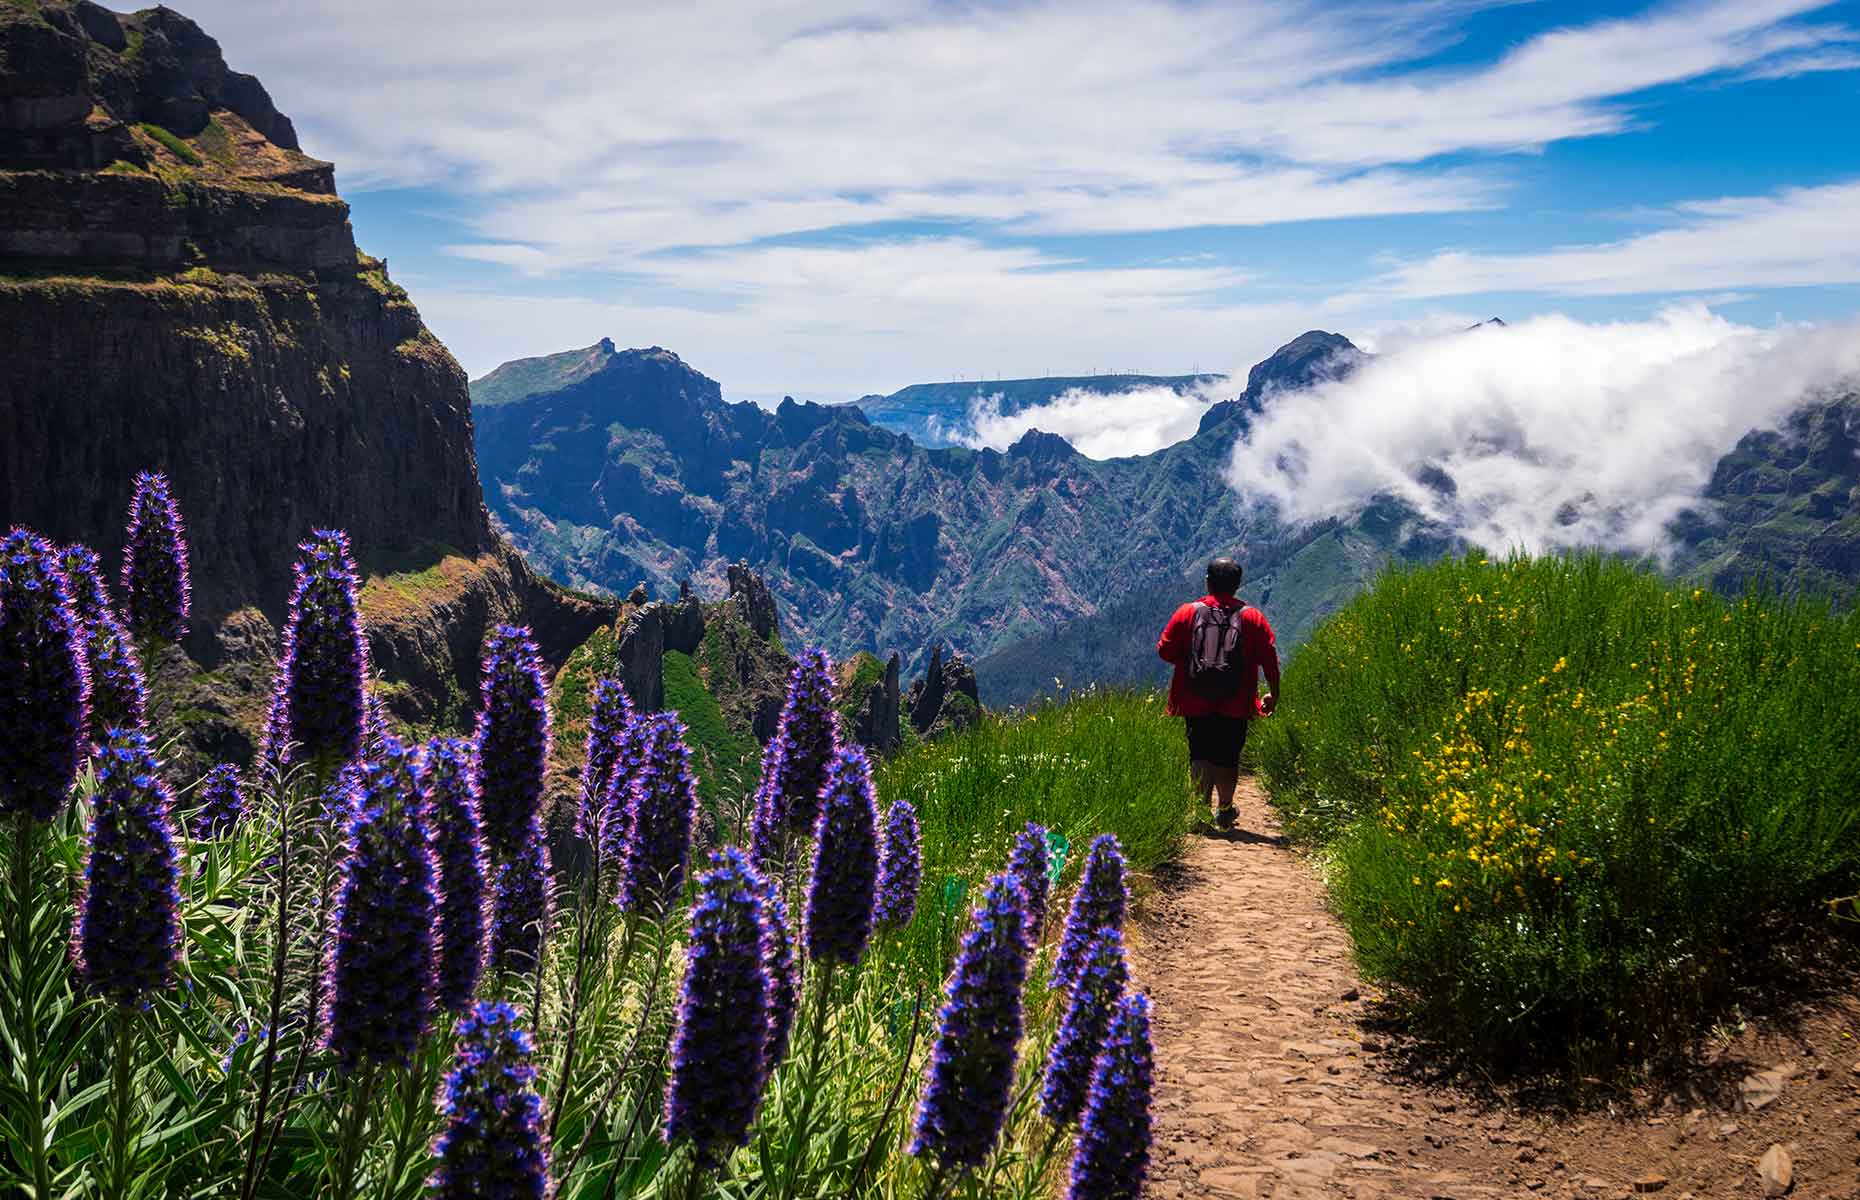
[1360, 923, 1860, 1119]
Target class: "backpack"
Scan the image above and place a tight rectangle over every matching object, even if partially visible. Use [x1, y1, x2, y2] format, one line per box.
[1186, 601, 1247, 702]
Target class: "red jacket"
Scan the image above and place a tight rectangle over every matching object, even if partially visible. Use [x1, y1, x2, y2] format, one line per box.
[1157, 594, 1280, 718]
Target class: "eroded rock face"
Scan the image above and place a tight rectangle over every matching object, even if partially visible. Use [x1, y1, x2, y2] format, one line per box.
[0, 1, 616, 771]
[727, 560, 780, 641]
[907, 643, 982, 739]
[843, 651, 902, 753]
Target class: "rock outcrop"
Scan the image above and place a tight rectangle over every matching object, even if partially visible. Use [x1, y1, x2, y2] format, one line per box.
[0, 1, 615, 770]
[840, 651, 902, 753]
[906, 643, 982, 739]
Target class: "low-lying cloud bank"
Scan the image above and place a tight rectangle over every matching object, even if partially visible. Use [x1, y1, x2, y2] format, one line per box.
[1226, 306, 1860, 557]
[956, 379, 1233, 459]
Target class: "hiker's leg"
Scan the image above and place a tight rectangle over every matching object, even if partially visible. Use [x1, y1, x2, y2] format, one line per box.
[1190, 758, 1218, 808]
[1211, 767, 1239, 823]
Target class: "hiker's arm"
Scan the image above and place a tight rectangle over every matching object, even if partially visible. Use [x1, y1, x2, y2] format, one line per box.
[1157, 604, 1191, 664]
[1252, 609, 1282, 715]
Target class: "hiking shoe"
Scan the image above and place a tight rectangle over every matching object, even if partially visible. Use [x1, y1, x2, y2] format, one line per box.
[1214, 806, 1237, 831]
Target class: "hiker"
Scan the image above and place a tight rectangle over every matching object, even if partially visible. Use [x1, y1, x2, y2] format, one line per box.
[1156, 557, 1280, 829]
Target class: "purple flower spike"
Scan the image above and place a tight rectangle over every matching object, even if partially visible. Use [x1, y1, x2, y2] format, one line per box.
[1065, 992, 1154, 1200]
[256, 687, 291, 782]
[429, 1001, 549, 1200]
[425, 738, 487, 1011]
[119, 470, 191, 645]
[474, 624, 550, 861]
[74, 729, 181, 1006]
[1041, 927, 1129, 1127]
[911, 873, 1031, 1172]
[1051, 835, 1126, 993]
[616, 713, 700, 916]
[756, 871, 797, 1076]
[191, 763, 246, 839]
[804, 745, 880, 966]
[325, 736, 437, 1073]
[663, 847, 771, 1165]
[58, 544, 146, 745]
[577, 678, 635, 846]
[362, 687, 390, 752]
[596, 712, 648, 869]
[274, 530, 369, 776]
[872, 798, 922, 931]
[0, 528, 91, 821]
[748, 648, 839, 861]
[1009, 822, 1051, 935]
[489, 819, 552, 978]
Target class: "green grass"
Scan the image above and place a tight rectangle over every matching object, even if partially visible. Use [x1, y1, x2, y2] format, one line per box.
[661, 648, 759, 812]
[1253, 552, 1860, 1064]
[137, 122, 203, 167]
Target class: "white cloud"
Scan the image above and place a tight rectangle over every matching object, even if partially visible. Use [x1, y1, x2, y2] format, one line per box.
[411, 237, 1305, 390]
[1376, 180, 1860, 298]
[956, 379, 1234, 458]
[175, 0, 1855, 269]
[1226, 306, 1860, 557]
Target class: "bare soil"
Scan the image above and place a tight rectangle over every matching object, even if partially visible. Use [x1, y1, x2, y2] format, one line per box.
[1130, 777, 1860, 1200]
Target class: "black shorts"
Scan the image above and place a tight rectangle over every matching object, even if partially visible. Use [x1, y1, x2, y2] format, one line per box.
[1184, 715, 1250, 769]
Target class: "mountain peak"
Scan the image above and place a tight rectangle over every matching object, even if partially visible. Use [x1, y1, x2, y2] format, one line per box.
[1197, 330, 1364, 436]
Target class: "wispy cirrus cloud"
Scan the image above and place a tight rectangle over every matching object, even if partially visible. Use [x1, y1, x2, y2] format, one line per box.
[178, 0, 1854, 270]
[1371, 179, 1860, 299]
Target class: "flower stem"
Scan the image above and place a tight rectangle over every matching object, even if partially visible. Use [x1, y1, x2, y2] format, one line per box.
[237, 792, 296, 1200]
[9, 815, 55, 1200]
[777, 959, 837, 1200]
[101, 1006, 138, 1199]
[330, 1064, 381, 1200]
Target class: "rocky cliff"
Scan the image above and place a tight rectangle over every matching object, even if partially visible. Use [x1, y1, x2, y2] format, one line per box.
[0, 1, 614, 768]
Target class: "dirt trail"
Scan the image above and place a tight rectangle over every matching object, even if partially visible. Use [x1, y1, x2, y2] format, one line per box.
[1131, 776, 1860, 1200]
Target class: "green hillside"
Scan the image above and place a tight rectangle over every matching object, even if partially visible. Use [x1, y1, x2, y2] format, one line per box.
[1253, 552, 1860, 1064]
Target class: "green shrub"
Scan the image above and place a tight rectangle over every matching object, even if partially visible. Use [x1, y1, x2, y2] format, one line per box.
[1253, 552, 1860, 1061]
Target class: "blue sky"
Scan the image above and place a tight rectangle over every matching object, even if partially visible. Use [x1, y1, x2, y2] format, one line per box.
[182, 0, 1860, 402]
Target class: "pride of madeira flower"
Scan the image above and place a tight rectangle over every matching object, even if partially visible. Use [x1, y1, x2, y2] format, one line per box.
[663, 847, 772, 1165]
[1051, 834, 1127, 992]
[576, 677, 635, 848]
[119, 470, 191, 646]
[190, 762, 245, 840]
[1065, 992, 1154, 1200]
[749, 647, 839, 862]
[805, 745, 881, 966]
[325, 736, 437, 1073]
[489, 820, 552, 979]
[474, 624, 550, 861]
[428, 1001, 549, 1200]
[75, 730, 181, 1005]
[424, 737, 488, 1010]
[0, 528, 90, 821]
[1009, 820, 1052, 933]
[1041, 927, 1129, 1127]
[273, 530, 369, 775]
[58, 543, 146, 741]
[616, 712, 700, 916]
[911, 872, 1032, 1173]
[872, 796, 922, 931]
